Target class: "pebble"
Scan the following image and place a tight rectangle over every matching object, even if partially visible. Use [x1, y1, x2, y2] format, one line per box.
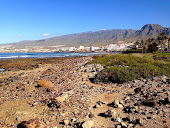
[64, 119, 69, 126]
[82, 120, 94, 128]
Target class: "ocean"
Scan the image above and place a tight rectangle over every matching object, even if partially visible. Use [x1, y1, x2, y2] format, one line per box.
[0, 52, 108, 59]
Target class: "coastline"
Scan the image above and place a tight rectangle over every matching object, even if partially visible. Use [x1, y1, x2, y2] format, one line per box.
[0, 55, 169, 128]
[0, 52, 112, 60]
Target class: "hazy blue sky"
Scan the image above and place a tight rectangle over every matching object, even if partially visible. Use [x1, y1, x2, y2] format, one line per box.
[0, 0, 170, 44]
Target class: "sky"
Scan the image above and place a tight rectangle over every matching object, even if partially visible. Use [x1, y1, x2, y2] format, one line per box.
[0, 0, 170, 44]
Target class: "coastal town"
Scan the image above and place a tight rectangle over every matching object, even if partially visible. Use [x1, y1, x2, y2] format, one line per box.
[0, 41, 135, 53]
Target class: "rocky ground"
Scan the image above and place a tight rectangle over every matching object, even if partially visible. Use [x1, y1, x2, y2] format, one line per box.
[0, 56, 169, 128]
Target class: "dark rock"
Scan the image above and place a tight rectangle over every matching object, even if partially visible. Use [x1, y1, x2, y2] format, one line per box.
[98, 110, 112, 118]
[159, 97, 169, 105]
[147, 117, 151, 119]
[17, 118, 44, 128]
[88, 112, 94, 118]
[47, 100, 60, 109]
[134, 87, 142, 94]
[142, 100, 158, 107]
[123, 106, 134, 113]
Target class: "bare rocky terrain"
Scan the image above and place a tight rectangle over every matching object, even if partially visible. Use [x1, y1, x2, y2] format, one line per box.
[0, 56, 169, 128]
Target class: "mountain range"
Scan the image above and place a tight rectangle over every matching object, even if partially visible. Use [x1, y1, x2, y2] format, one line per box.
[2, 24, 170, 48]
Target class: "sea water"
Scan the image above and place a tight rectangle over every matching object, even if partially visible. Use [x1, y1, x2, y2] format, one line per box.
[0, 52, 108, 59]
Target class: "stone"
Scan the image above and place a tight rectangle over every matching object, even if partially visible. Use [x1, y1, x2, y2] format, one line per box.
[125, 96, 130, 101]
[162, 76, 167, 83]
[114, 99, 119, 105]
[64, 119, 69, 126]
[127, 123, 134, 128]
[98, 110, 112, 118]
[121, 122, 127, 127]
[96, 103, 102, 108]
[111, 109, 117, 119]
[38, 80, 54, 88]
[64, 90, 74, 95]
[117, 117, 121, 122]
[32, 102, 39, 106]
[134, 87, 142, 93]
[104, 110, 112, 117]
[48, 86, 58, 92]
[71, 118, 77, 122]
[82, 120, 94, 128]
[119, 100, 124, 105]
[88, 112, 94, 118]
[152, 100, 158, 106]
[116, 124, 121, 128]
[17, 118, 44, 128]
[143, 100, 158, 107]
[55, 93, 68, 103]
[111, 99, 124, 109]
[117, 103, 124, 109]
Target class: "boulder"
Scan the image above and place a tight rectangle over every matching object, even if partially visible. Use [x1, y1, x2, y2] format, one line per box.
[17, 118, 44, 128]
[38, 80, 54, 88]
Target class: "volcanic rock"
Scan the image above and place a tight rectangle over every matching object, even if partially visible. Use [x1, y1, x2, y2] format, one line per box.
[17, 118, 44, 128]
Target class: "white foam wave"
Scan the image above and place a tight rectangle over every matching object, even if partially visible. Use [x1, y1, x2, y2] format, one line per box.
[0, 56, 19, 59]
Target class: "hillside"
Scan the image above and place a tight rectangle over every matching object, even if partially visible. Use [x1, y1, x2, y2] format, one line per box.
[3, 24, 170, 48]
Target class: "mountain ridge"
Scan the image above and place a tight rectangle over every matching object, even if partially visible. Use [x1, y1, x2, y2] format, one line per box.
[2, 24, 170, 48]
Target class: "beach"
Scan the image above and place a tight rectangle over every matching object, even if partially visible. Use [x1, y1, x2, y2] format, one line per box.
[0, 56, 169, 128]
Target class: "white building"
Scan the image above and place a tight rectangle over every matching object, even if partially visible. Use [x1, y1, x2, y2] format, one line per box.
[69, 47, 76, 51]
[90, 46, 95, 51]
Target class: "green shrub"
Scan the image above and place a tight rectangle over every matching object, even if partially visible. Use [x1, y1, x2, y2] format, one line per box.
[153, 53, 170, 62]
[90, 54, 170, 83]
[101, 67, 136, 83]
[122, 49, 142, 53]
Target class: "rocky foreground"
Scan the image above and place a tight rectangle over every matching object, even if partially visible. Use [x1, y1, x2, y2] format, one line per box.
[0, 57, 169, 128]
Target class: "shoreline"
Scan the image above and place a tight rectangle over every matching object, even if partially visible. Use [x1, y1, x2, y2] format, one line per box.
[0, 52, 112, 60]
[0, 56, 91, 72]
[0, 55, 169, 128]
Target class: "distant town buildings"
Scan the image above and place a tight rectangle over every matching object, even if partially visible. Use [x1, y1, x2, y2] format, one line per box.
[0, 41, 135, 53]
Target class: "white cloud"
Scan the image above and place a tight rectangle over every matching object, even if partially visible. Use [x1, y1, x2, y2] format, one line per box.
[101, 29, 107, 31]
[42, 33, 51, 37]
[17, 34, 22, 37]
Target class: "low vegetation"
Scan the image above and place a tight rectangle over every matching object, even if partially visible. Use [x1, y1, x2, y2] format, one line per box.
[0, 57, 77, 71]
[122, 49, 143, 53]
[88, 53, 170, 83]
